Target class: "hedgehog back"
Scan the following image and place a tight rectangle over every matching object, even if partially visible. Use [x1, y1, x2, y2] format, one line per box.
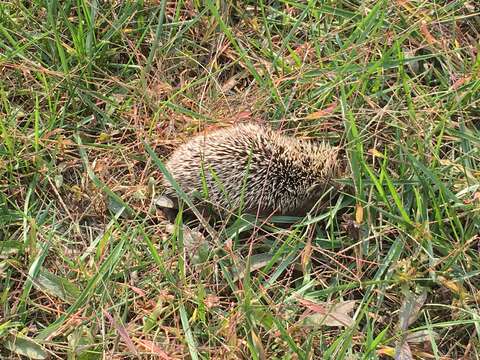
[163, 123, 338, 216]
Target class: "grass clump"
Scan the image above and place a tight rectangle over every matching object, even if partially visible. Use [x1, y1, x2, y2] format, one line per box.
[1, 0, 479, 359]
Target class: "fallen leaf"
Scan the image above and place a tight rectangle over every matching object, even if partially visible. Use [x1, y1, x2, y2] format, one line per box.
[304, 101, 338, 119]
[377, 345, 395, 357]
[97, 132, 111, 143]
[154, 195, 176, 209]
[251, 330, 266, 360]
[232, 253, 275, 281]
[437, 276, 468, 300]
[299, 298, 356, 327]
[355, 203, 364, 224]
[183, 226, 210, 265]
[394, 341, 413, 360]
[398, 290, 427, 330]
[134, 339, 174, 359]
[5, 334, 48, 359]
[128, 285, 146, 297]
[222, 311, 239, 347]
[396, 0, 410, 9]
[294, 42, 312, 58]
[301, 239, 312, 272]
[420, 21, 438, 46]
[204, 294, 221, 308]
[35, 269, 81, 303]
[54, 174, 63, 188]
[103, 310, 138, 355]
[368, 148, 385, 159]
[451, 75, 471, 90]
[405, 329, 439, 344]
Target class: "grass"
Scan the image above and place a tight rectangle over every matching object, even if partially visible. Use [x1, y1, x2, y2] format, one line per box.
[0, 0, 479, 358]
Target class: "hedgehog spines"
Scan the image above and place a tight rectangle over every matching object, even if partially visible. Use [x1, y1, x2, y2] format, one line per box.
[162, 123, 340, 217]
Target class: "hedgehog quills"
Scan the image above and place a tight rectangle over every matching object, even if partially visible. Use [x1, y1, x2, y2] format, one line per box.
[162, 123, 340, 217]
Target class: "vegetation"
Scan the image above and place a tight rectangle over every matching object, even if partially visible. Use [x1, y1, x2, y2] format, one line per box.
[0, 0, 479, 358]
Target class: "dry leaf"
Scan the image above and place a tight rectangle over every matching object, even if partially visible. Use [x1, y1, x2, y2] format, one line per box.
[204, 294, 221, 309]
[5, 335, 48, 360]
[221, 77, 239, 93]
[437, 276, 468, 300]
[223, 312, 239, 348]
[355, 203, 364, 224]
[165, 224, 210, 264]
[301, 239, 312, 272]
[220, 70, 248, 92]
[97, 132, 111, 143]
[134, 339, 174, 360]
[398, 290, 427, 330]
[128, 285, 146, 297]
[405, 329, 439, 344]
[451, 75, 471, 90]
[299, 298, 356, 328]
[377, 346, 396, 357]
[251, 330, 266, 360]
[232, 253, 275, 281]
[420, 21, 438, 45]
[103, 310, 138, 355]
[368, 148, 385, 158]
[412, 351, 451, 359]
[294, 42, 312, 58]
[395, 341, 413, 360]
[304, 101, 338, 119]
[154, 195, 175, 209]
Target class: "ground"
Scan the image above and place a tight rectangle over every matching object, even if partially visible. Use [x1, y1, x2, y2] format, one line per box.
[0, 1, 479, 359]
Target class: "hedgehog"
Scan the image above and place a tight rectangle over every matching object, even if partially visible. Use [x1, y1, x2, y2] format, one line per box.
[162, 123, 341, 217]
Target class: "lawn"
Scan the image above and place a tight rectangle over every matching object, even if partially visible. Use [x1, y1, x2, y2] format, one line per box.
[1, 0, 479, 359]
